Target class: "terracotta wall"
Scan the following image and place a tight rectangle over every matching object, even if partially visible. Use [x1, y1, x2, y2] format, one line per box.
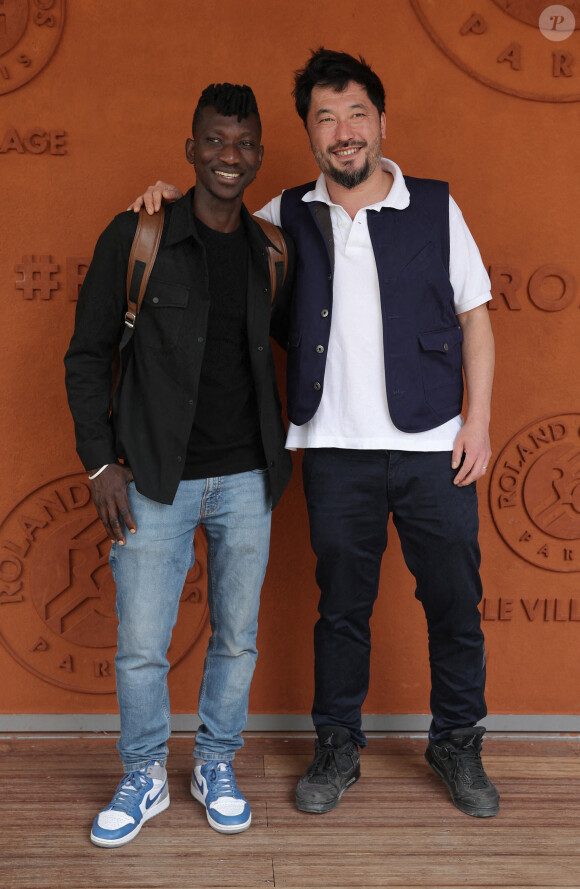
[1, 0, 579, 721]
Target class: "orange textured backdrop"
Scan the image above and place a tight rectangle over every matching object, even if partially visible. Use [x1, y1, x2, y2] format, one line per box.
[1, 0, 579, 718]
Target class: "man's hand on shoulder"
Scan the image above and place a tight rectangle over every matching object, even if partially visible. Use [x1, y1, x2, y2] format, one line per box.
[127, 180, 183, 214]
[90, 463, 137, 544]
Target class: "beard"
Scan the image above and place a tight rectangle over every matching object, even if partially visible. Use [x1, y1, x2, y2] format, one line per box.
[313, 133, 383, 190]
[326, 158, 371, 189]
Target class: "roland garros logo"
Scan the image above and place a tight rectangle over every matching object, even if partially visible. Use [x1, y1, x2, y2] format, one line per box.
[490, 414, 580, 572]
[0, 0, 65, 95]
[0, 473, 209, 693]
[411, 1, 580, 102]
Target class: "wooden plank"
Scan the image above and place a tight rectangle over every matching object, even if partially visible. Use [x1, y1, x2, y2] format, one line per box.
[2, 855, 275, 889]
[272, 855, 580, 887]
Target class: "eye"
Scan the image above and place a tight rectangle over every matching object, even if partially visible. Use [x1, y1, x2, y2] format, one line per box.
[239, 140, 257, 149]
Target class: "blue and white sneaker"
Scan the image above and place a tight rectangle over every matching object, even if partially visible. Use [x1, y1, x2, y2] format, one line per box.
[191, 761, 251, 834]
[90, 761, 169, 848]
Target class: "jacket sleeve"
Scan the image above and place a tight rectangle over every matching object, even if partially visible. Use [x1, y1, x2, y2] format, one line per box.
[64, 213, 135, 470]
[269, 228, 295, 351]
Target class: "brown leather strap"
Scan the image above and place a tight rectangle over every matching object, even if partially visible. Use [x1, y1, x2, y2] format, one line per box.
[125, 206, 165, 328]
[254, 216, 288, 301]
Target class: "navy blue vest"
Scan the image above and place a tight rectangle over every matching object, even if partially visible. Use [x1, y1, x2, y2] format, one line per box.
[280, 176, 464, 432]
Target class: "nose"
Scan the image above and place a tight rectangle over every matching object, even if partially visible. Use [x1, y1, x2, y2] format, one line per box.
[218, 141, 241, 165]
[334, 117, 355, 143]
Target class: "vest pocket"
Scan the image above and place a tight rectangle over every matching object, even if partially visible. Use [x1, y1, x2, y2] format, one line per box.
[418, 325, 464, 410]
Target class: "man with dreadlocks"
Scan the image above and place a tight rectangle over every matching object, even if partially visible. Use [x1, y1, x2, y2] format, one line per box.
[65, 83, 294, 846]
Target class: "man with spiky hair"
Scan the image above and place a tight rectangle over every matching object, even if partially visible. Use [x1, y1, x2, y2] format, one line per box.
[65, 83, 294, 846]
[132, 48, 498, 821]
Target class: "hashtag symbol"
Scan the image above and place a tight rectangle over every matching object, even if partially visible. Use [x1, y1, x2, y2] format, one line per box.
[14, 255, 60, 300]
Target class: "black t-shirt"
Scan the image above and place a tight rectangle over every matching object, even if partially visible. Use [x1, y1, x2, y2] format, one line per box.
[182, 217, 265, 480]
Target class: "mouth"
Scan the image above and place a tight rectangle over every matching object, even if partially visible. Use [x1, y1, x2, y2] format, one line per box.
[214, 170, 241, 180]
[331, 143, 366, 160]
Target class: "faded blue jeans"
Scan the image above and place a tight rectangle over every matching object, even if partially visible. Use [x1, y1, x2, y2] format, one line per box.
[110, 470, 271, 771]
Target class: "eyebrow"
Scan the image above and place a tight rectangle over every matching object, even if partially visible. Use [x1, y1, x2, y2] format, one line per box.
[313, 102, 368, 117]
[204, 127, 259, 138]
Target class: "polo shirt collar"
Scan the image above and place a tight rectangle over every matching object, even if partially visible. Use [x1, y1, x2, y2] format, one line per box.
[301, 158, 410, 211]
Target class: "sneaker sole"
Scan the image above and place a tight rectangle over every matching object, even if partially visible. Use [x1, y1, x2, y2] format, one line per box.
[90, 792, 170, 848]
[425, 751, 500, 818]
[190, 780, 251, 834]
[295, 773, 360, 814]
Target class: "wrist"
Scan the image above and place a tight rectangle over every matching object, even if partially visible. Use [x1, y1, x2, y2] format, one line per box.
[88, 464, 110, 480]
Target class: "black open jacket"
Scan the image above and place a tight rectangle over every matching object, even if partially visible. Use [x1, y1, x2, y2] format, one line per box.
[65, 189, 294, 507]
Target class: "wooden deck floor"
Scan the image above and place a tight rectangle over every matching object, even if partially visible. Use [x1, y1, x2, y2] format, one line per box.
[2, 733, 580, 888]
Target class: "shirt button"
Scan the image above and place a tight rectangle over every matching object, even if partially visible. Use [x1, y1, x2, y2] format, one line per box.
[152, 297, 159, 304]
[257, 345, 264, 351]
[198, 337, 204, 343]
[188, 399, 194, 405]
[177, 456, 182, 462]
[263, 287, 269, 293]
[313, 381, 321, 391]
[321, 309, 329, 318]
[327, 274, 332, 281]
[316, 345, 325, 354]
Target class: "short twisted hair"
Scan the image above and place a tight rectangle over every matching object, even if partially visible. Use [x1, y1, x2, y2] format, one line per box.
[192, 83, 261, 135]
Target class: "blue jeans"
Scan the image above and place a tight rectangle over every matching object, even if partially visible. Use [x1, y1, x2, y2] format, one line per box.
[302, 448, 486, 747]
[110, 470, 271, 771]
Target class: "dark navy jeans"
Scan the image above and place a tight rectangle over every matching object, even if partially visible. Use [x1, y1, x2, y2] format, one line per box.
[302, 448, 487, 746]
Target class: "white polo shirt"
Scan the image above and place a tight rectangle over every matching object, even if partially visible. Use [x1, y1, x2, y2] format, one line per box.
[257, 159, 492, 452]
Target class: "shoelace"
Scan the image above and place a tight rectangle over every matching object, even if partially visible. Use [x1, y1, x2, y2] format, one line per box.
[108, 770, 151, 814]
[306, 745, 342, 784]
[207, 763, 238, 797]
[449, 746, 489, 789]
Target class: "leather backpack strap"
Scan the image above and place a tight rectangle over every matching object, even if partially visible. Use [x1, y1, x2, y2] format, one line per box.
[254, 216, 288, 301]
[125, 206, 165, 329]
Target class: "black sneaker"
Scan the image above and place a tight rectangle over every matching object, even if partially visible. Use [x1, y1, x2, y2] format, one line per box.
[295, 725, 360, 814]
[425, 726, 500, 817]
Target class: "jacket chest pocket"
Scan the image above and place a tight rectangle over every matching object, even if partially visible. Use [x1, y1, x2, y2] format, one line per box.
[138, 279, 191, 353]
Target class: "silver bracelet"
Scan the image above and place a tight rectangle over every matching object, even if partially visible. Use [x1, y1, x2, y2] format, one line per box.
[88, 464, 110, 480]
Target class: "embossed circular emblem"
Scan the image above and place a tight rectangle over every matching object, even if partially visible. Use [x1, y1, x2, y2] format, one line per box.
[0, 474, 209, 693]
[490, 414, 580, 571]
[410, 0, 580, 102]
[0, 0, 66, 96]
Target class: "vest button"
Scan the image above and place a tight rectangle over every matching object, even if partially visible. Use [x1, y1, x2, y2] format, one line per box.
[321, 309, 329, 318]
[313, 381, 321, 391]
[316, 345, 325, 354]
[443, 343, 449, 351]
[328, 274, 332, 281]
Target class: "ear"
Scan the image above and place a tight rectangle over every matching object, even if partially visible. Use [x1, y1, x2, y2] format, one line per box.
[185, 138, 195, 165]
[380, 112, 386, 140]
